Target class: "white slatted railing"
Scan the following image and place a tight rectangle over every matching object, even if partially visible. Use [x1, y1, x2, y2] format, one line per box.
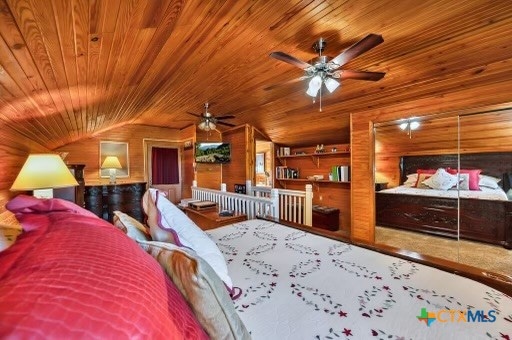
[234, 180, 313, 226]
[191, 182, 279, 220]
[191, 181, 313, 226]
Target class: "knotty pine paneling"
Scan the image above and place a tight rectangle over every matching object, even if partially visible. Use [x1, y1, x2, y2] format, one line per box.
[0, 125, 49, 225]
[195, 128, 222, 190]
[54, 124, 182, 185]
[222, 125, 250, 192]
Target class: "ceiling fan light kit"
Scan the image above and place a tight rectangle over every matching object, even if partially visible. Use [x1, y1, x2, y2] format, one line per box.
[187, 103, 235, 131]
[270, 33, 386, 111]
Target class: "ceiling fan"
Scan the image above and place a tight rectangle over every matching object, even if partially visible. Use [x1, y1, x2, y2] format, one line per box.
[269, 33, 385, 110]
[187, 103, 235, 131]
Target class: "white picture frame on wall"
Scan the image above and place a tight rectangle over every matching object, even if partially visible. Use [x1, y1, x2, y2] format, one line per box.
[99, 141, 129, 178]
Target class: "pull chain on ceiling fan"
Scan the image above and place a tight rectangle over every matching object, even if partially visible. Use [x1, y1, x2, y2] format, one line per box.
[187, 103, 235, 131]
[269, 33, 386, 111]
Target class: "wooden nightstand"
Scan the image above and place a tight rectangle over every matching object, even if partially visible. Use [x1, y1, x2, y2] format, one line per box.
[183, 207, 247, 230]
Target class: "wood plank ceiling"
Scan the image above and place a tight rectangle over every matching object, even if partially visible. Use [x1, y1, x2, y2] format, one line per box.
[0, 0, 512, 149]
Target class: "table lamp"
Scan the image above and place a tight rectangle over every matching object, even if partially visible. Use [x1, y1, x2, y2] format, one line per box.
[10, 154, 79, 199]
[101, 156, 122, 184]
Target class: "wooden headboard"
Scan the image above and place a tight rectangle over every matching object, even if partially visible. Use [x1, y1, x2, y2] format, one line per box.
[399, 152, 512, 191]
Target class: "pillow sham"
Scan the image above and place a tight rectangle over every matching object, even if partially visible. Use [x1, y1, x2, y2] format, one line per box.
[138, 240, 250, 340]
[414, 169, 436, 187]
[423, 168, 458, 190]
[112, 211, 151, 242]
[142, 188, 233, 289]
[479, 174, 501, 189]
[403, 173, 418, 187]
[447, 168, 482, 190]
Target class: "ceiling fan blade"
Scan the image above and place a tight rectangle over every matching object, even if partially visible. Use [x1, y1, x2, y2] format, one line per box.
[215, 115, 235, 120]
[334, 70, 385, 81]
[329, 34, 384, 69]
[269, 51, 312, 69]
[216, 121, 236, 127]
[186, 111, 202, 118]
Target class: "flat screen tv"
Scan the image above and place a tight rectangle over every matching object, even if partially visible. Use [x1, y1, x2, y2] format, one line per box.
[195, 142, 231, 163]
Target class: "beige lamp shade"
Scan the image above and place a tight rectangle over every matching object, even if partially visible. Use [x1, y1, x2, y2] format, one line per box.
[101, 156, 122, 169]
[11, 154, 78, 191]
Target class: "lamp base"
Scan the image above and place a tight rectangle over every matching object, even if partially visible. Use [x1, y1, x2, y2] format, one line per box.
[109, 169, 117, 185]
[33, 188, 53, 199]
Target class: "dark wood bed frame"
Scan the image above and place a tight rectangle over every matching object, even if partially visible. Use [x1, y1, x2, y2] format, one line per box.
[376, 152, 512, 249]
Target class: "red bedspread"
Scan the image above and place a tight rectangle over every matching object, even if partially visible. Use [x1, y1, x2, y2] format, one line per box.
[0, 195, 208, 339]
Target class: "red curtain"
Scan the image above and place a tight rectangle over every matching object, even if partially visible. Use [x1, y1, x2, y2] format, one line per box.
[151, 147, 179, 184]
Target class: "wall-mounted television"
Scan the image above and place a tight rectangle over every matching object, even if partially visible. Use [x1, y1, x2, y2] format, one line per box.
[195, 142, 231, 163]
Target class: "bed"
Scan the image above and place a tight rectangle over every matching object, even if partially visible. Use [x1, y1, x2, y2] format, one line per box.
[208, 219, 512, 339]
[1, 192, 511, 339]
[376, 152, 512, 248]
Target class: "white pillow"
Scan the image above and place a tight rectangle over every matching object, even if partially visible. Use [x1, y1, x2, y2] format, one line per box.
[453, 173, 470, 190]
[423, 168, 458, 190]
[142, 188, 233, 289]
[479, 174, 501, 189]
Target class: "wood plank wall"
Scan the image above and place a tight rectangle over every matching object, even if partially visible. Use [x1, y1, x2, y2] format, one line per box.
[195, 129, 222, 190]
[222, 125, 250, 192]
[0, 126, 49, 225]
[54, 124, 183, 184]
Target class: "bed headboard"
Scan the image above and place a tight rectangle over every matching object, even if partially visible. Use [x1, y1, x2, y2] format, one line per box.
[400, 152, 512, 191]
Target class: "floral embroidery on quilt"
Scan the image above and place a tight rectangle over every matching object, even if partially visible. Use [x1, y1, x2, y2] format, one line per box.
[315, 327, 360, 339]
[254, 221, 276, 230]
[218, 230, 247, 241]
[331, 259, 382, 280]
[291, 283, 344, 315]
[217, 243, 238, 256]
[358, 285, 395, 318]
[289, 259, 322, 278]
[327, 243, 352, 256]
[246, 242, 276, 256]
[483, 290, 509, 316]
[253, 230, 278, 241]
[370, 329, 412, 340]
[284, 230, 307, 241]
[242, 258, 278, 276]
[235, 282, 276, 312]
[402, 286, 469, 310]
[285, 242, 320, 255]
[388, 259, 419, 280]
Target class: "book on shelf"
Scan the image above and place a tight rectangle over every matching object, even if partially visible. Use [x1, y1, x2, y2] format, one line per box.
[278, 146, 291, 157]
[275, 166, 299, 179]
[331, 165, 350, 182]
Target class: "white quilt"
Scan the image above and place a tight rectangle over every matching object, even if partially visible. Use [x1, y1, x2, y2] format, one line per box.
[379, 185, 508, 201]
[208, 219, 512, 340]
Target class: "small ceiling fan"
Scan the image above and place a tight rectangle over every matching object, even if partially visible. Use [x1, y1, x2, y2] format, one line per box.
[187, 103, 235, 131]
[269, 33, 385, 110]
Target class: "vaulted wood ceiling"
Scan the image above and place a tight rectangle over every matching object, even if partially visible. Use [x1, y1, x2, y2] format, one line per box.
[1, 0, 512, 149]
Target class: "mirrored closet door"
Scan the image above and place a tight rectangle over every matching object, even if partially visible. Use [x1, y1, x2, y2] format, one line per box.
[374, 109, 512, 278]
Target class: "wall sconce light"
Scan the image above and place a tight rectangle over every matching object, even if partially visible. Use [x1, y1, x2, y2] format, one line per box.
[10, 154, 78, 198]
[101, 156, 122, 184]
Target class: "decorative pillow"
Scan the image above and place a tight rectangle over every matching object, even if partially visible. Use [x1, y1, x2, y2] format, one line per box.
[142, 188, 233, 289]
[479, 174, 501, 189]
[414, 169, 436, 187]
[447, 168, 482, 190]
[0, 224, 22, 252]
[415, 173, 433, 188]
[138, 241, 250, 340]
[403, 173, 418, 187]
[423, 168, 458, 190]
[112, 211, 151, 241]
[455, 173, 470, 190]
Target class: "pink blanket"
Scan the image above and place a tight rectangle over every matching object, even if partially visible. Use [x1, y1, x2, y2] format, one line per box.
[0, 195, 208, 339]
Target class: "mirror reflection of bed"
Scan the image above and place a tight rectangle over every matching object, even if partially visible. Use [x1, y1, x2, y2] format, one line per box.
[374, 109, 512, 279]
[255, 140, 272, 187]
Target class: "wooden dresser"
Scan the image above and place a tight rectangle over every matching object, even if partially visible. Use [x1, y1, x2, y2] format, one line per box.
[84, 182, 147, 223]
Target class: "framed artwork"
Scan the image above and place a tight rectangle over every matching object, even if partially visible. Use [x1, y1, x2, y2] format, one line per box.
[256, 153, 265, 173]
[99, 141, 129, 178]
